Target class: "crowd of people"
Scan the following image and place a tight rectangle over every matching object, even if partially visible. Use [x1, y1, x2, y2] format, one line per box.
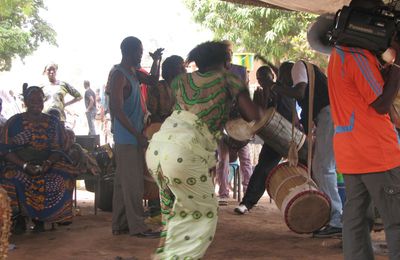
[0, 0, 399, 259]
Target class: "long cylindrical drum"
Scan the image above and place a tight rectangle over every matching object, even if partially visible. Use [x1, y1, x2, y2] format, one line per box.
[144, 123, 163, 140]
[252, 108, 307, 162]
[143, 167, 159, 200]
[265, 162, 331, 234]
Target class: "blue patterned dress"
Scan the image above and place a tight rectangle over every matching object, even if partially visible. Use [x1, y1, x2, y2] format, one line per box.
[0, 113, 78, 223]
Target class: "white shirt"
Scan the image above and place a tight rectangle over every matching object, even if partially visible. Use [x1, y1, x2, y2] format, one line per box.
[291, 61, 308, 86]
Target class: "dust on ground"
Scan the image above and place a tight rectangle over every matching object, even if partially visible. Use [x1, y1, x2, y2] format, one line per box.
[8, 191, 387, 260]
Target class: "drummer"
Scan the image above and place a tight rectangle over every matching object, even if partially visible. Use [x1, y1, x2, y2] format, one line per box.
[272, 61, 342, 238]
[147, 55, 186, 123]
[216, 40, 252, 205]
[234, 64, 296, 214]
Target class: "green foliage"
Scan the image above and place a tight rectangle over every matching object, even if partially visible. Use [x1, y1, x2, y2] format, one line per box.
[0, 0, 57, 71]
[184, 0, 328, 68]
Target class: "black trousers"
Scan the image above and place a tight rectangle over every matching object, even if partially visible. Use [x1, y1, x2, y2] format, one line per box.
[240, 144, 281, 209]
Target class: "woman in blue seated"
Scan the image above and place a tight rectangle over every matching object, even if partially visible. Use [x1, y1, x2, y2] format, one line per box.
[0, 85, 78, 233]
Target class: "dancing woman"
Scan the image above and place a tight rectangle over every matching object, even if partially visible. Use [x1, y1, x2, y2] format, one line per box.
[146, 41, 261, 259]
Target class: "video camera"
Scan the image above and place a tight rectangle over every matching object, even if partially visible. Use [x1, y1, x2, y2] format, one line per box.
[328, 1, 400, 53]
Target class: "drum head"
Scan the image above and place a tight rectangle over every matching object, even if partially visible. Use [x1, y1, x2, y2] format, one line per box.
[285, 190, 331, 234]
[252, 107, 275, 133]
[225, 118, 254, 142]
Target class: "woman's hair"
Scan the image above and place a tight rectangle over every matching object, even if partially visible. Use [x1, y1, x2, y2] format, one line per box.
[43, 62, 58, 75]
[22, 84, 44, 101]
[187, 41, 229, 70]
[162, 55, 184, 81]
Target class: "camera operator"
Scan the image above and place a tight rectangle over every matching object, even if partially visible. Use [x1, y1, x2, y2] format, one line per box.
[328, 0, 400, 259]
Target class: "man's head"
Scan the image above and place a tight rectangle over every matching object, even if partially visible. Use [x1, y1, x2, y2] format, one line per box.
[120, 36, 143, 67]
[256, 65, 275, 89]
[349, 0, 384, 9]
[84, 80, 90, 89]
[222, 40, 234, 64]
[277, 61, 294, 87]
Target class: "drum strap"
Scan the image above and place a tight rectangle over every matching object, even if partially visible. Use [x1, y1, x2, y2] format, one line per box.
[288, 101, 299, 166]
[303, 61, 316, 180]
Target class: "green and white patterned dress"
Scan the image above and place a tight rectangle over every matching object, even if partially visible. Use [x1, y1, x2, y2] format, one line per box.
[146, 70, 246, 259]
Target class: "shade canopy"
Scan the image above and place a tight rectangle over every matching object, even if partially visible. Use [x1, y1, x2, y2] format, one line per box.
[221, 0, 351, 14]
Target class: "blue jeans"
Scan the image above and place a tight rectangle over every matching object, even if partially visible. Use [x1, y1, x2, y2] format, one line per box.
[86, 110, 96, 135]
[312, 106, 342, 228]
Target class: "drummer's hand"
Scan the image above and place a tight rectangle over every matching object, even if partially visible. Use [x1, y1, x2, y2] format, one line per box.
[137, 134, 149, 148]
[253, 88, 266, 108]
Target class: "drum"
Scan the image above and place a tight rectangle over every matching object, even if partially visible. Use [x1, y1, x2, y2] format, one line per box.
[265, 162, 331, 234]
[93, 143, 114, 169]
[222, 134, 248, 151]
[0, 187, 11, 259]
[144, 123, 162, 140]
[143, 168, 159, 200]
[252, 108, 308, 162]
[224, 117, 254, 154]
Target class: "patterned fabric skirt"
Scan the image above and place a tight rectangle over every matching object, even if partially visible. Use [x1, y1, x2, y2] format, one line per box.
[146, 110, 218, 259]
[1, 162, 76, 223]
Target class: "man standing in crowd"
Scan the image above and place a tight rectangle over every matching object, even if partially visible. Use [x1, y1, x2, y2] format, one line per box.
[328, 0, 400, 258]
[108, 36, 161, 238]
[84, 80, 97, 135]
[273, 60, 343, 238]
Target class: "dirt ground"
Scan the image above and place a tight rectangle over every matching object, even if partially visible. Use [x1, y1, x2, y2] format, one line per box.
[8, 190, 388, 260]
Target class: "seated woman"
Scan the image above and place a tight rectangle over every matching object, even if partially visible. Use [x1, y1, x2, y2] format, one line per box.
[0, 85, 78, 233]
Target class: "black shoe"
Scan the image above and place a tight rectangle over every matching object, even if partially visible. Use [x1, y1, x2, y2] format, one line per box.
[112, 229, 129, 236]
[132, 230, 160, 238]
[313, 225, 342, 238]
[57, 221, 72, 226]
[31, 220, 45, 233]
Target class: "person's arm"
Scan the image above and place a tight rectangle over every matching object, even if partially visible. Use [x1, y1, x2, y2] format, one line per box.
[149, 48, 164, 79]
[64, 83, 83, 107]
[137, 48, 164, 86]
[237, 91, 263, 122]
[273, 82, 306, 101]
[370, 48, 400, 114]
[86, 95, 95, 112]
[109, 71, 147, 147]
[274, 61, 307, 100]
